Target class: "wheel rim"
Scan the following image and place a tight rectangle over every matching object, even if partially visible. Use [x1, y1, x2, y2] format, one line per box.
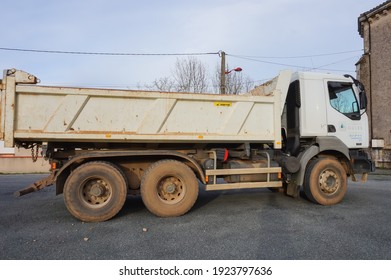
[80, 178, 112, 207]
[319, 169, 340, 195]
[157, 176, 186, 205]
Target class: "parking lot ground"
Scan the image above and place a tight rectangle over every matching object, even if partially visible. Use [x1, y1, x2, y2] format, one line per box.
[0, 171, 391, 260]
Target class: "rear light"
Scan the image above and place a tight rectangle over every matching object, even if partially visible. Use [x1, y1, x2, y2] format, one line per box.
[223, 149, 229, 162]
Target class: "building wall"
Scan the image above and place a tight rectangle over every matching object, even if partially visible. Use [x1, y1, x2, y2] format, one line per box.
[369, 13, 391, 148]
[0, 156, 50, 173]
[358, 4, 391, 167]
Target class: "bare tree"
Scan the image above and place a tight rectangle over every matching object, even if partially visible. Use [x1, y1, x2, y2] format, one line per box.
[243, 75, 255, 93]
[146, 57, 210, 93]
[146, 77, 176, 92]
[173, 57, 209, 93]
[146, 58, 254, 94]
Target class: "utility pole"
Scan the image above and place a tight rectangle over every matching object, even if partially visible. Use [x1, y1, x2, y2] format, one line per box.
[220, 51, 226, 94]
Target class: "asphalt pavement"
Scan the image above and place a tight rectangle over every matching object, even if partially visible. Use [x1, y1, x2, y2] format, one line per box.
[0, 171, 390, 260]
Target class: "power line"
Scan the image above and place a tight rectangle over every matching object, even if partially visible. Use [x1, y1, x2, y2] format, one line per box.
[310, 55, 360, 71]
[1, 46, 359, 84]
[228, 49, 363, 59]
[229, 54, 307, 68]
[0, 47, 219, 56]
[0, 46, 363, 59]
[229, 54, 359, 72]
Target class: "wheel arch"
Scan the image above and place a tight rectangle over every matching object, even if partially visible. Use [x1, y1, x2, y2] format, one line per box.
[55, 150, 206, 195]
[293, 137, 352, 188]
[316, 136, 350, 161]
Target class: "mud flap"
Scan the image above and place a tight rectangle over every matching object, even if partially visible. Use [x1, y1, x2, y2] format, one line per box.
[286, 181, 300, 198]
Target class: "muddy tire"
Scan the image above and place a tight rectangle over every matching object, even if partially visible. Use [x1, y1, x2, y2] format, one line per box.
[64, 161, 127, 222]
[141, 160, 199, 217]
[304, 158, 347, 205]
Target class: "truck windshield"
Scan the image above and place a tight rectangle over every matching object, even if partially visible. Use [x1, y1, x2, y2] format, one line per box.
[328, 82, 360, 120]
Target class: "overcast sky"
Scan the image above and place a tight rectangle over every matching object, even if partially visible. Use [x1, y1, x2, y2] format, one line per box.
[0, 0, 384, 90]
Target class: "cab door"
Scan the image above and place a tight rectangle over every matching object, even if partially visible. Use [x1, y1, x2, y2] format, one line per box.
[325, 80, 369, 149]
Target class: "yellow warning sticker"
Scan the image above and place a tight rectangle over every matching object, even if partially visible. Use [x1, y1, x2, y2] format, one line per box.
[214, 102, 232, 107]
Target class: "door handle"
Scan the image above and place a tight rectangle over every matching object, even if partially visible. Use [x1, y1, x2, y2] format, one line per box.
[328, 125, 336, 133]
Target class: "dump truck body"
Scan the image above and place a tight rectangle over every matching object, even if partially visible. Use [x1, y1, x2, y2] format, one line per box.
[1, 69, 292, 148]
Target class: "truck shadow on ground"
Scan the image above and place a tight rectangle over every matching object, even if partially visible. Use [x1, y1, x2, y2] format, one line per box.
[117, 186, 223, 218]
[116, 186, 305, 219]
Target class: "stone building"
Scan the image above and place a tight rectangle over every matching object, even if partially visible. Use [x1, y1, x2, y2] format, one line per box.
[357, 0, 391, 168]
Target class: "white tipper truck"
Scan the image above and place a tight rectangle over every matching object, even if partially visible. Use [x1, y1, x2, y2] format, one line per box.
[0, 69, 374, 222]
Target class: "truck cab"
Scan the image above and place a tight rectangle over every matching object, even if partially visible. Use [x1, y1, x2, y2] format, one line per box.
[288, 72, 368, 148]
[282, 71, 374, 202]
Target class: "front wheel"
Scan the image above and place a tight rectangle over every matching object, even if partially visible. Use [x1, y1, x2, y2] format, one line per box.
[304, 158, 347, 205]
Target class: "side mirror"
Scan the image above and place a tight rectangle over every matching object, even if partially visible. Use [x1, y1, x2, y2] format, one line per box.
[343, 74, 368, 110]
[359, 90, 367, 110]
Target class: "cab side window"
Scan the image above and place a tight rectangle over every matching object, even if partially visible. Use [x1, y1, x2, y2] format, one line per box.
[328, 82, 360, 120]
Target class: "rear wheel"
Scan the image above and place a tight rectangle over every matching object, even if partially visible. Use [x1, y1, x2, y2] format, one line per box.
[141, 160, 199, 217]
[304, 158, 347, 205]
[64, 161, 127, 222]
